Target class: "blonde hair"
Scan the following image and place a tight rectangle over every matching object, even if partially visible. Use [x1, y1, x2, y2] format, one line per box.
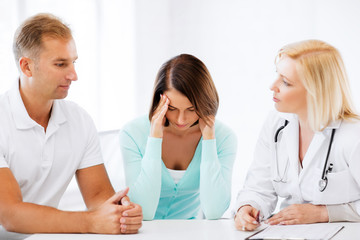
[13, 13, 72, 66]
[277, 39, 359, 131]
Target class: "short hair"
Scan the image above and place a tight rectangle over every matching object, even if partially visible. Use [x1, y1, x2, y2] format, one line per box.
[276, 39, 359, 131]
[149, 54, 219, 125]
[13, 13, 72, 65]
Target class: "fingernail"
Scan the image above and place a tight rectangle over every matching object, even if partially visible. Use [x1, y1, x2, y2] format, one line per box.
[123, 201, 130, 206]
[123, 212, 128, 216]
[120, 218, 126, 223]
[252, 221, 258, 224]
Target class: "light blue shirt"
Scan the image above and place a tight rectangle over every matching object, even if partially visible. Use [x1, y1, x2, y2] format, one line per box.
[119, 116, 237, 220]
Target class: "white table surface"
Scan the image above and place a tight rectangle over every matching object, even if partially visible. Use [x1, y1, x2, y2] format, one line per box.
[25, 219, 359, 240]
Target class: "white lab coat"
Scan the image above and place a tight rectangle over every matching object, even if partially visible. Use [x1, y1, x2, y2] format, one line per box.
[236, 111, 360, 219]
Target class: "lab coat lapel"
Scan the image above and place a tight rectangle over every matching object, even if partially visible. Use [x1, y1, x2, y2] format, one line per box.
[299, 121, 341, 183]
[298, 130, 327, 184]
[283, 117, 300, 180]
[279, 116, 305, 201]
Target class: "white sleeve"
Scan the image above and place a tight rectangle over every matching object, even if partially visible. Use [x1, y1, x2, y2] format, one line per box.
[327, 137, 360, 222]
[235, 112, 279, 218]
[0, 156, 8, 168]
[0, 137, 8, 168]
[78, 114, 103, 169]
[327, 203, 360, 222]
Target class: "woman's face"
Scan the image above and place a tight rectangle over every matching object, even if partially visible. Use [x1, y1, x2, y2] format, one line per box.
[163, 88, 199, 132]
[270, 55, 308, 116]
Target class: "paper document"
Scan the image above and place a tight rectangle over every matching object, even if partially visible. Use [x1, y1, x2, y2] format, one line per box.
[247, 224, 344, 240]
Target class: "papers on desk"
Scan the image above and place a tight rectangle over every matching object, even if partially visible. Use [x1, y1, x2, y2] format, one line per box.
[247, 224, 344, 240]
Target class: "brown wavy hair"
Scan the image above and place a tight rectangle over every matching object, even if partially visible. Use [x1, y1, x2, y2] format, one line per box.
[149, 54, 219, 126]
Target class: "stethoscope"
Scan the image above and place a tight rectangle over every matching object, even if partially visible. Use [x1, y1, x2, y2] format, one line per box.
[273, 120, 336, 192]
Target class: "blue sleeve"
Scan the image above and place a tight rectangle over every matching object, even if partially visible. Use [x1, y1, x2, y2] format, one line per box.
[200, 127, 237, 219]
[119, 129, 162, 220]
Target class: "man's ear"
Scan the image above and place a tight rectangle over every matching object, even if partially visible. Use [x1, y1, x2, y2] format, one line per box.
[19, 57, 33, 77]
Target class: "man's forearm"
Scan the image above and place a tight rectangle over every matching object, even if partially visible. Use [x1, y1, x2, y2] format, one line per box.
[2, 202, 91, 234]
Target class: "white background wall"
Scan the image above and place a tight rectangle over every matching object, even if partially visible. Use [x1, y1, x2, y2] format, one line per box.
[1, 0, 360, 215]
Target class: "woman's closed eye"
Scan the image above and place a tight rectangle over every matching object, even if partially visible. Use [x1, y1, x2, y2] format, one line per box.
[282, 78, 291, 87]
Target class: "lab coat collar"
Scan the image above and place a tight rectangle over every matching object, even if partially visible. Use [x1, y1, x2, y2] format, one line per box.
[278, 112, 342, 131]
[323, 120, 342, 130]
[281, 114, 300, 179]
[8, 80, 67, 130]
[278, 112, 296, 122]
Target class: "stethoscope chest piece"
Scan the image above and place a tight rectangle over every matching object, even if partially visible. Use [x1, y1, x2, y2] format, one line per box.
[319, 177, 328, 192]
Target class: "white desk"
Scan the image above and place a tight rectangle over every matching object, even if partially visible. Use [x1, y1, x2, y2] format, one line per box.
[25, 219, 359, 240]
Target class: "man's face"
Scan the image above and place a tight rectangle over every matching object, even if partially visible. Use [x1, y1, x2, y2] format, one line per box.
[29, 36, 78, 100]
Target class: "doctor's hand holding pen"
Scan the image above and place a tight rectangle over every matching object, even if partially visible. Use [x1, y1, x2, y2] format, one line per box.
[234, 205, 260, 231]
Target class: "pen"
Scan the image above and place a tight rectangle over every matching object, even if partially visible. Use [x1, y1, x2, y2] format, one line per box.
[256, 211, 260, 223]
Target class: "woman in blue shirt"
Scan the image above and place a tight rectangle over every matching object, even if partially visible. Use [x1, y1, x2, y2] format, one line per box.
[119, 54, 237, 220]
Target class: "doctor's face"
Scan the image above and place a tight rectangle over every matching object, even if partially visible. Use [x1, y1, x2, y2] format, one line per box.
[164, 88, 199, 132]
[26, 36, 78, 100]
[270, 55, 307, 116]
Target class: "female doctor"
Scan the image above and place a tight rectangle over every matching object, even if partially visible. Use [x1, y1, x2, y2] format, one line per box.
[234, 39, 360, 231]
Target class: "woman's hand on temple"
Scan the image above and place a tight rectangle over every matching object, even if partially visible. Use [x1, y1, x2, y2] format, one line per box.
[150, 94, 169, 138]
[199, 116, 215, 140]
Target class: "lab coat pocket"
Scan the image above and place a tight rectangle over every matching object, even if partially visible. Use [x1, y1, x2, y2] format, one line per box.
[312, 168, 360, 205]
[272, 180, 292, 199]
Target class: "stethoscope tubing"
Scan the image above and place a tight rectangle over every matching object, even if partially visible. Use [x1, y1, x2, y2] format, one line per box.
[273, 120, 289, 183]
[273, 120, 336, 191]
[321, 129, 336, 180]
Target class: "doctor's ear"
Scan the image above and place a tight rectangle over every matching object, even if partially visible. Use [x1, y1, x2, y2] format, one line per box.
[19, 57, 34, 77]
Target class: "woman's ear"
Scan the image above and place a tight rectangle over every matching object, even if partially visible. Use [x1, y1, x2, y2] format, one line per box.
[19, 57, 33, 77]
